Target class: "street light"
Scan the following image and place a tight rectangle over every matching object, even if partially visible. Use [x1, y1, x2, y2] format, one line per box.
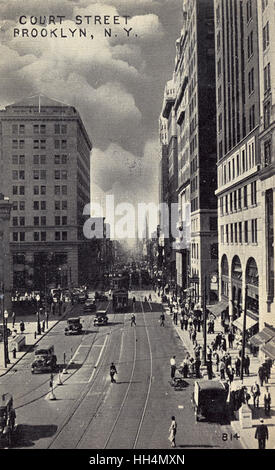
[36, 294, 41, 335]
[3, 310, 10, 366]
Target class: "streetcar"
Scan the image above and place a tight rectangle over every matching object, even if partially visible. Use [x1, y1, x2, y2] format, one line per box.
[112, 288, 128, 312]
[0, 394, 16, 447]
[192, 380, 229, 422]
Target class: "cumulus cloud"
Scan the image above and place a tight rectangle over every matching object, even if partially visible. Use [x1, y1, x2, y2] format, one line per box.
[0, 0, 184, 229]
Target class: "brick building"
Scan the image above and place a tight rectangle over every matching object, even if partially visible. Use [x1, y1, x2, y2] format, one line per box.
[0, 95, 93, 290]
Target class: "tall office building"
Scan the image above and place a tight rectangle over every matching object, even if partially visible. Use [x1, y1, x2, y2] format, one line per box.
[257, 0, 275, 331]
[0, 95, 93, 289]
[160, 0, 218, 302]
[214, 0, 262, 333]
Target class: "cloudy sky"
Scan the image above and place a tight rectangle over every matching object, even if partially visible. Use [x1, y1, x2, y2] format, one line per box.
[0, 0, 183, 236]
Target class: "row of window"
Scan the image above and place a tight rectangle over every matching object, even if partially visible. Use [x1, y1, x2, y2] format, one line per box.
[12, 170, 68, 180]
[220, 219, 258, 245]
[11, 154, 69, 166]
[12, 231, 68, 242]
[12, 200, 68, 211]
[12, 184, 68, 196]
[12, 216, 68, 226]
[12, 139, 68, 150]
[219, 139, 256, 186]
[12, 124, 67, 135]
[220, 181, 257, 215]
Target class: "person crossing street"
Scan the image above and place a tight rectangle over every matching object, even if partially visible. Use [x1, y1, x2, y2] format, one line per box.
[110, 363, 118, 383]
[131, 313, 136, 326]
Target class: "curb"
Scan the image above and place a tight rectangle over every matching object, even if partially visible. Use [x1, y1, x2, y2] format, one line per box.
[0, 303, 73, 377]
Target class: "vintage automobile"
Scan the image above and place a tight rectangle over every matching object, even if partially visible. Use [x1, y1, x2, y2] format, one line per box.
[95, 291, 108, 302]
[31, 344, 57, 373]
[93, 310, 108, 326]
[64, 317, 83, 335]
[77, 291, 87, 303]
[84, 299, 97, 313]
[192, 380, 229, 422]
[112, 289, 128, 312]
[0, 393, 16, 447]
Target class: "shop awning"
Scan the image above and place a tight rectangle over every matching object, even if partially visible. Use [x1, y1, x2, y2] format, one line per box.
[261, 338, 275, 360]
[207, 300, 228, 317]
[233, 315, 258, 331]
[248, 325, 275, 347]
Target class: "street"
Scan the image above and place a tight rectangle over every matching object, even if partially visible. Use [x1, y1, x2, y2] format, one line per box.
[0, 291, 242, 449]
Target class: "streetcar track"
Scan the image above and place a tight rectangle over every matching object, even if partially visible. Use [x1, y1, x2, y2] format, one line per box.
[14, 302, 111, 410]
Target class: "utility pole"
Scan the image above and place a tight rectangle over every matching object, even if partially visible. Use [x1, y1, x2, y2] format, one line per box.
[203, 275, 207, 366]
[240, 286, 248, 381]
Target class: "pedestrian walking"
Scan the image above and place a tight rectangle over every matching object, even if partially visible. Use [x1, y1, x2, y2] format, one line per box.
[131, 313, 136, 326]
[251, 381, 261, 408]
[244, 354, 250, 376]
[180, 313, 184, 330]
[258, 364, 265, 387]
[170, 355, 177, 380]
[207, 360, 213, 380]
[220, 360, 225, 380]
[132, 296, 136, 305]
[228, 330, 235, 349]
[235, 357, 241, 377]
[19, 320, 25, 334]
[255, 419, 269, 449]
[159, 312, 165, 327]
[264, 387, 271, 416]
[213, 351, 220, 372]
[12, 311, 16, 328]
[168, 416, 177, 448]
[110, 362, 118, 383]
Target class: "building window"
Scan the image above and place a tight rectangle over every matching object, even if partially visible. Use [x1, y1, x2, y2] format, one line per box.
[244, 221, 249, 243]
[62, 216, 67, 226]
[62, 185, 67, 195]
[226, 225, 229, 244]
[40, 170, 46, 180]
[13, 232, 18, 242]
[264, 63, 271, 92]
[55, 216, 61, 226]
[217, 58, 221, 76]
[55, 124, 67, 134]
[19, 170, 25, 180]
[62, 232, 67, 241]
[12, 217, 18, 226]
[41, 185, 46, 195]
[244, 185, 248, 207]
[19, 201, 25, 210]
[55, 170, 60, 179]
[238, 188, 242, 210]
[221, 225, 224, 244]
[249, 105, 255, 131]
[33, 201, 39, 210]
[33, 232, 39, 241]
[251, 181, 257, 205]
[263, 139, 272, 166]
[234, 222, 238, 243]
[33, 155, 39, 165]
[263, 21, 270, 50]
[19, 217, 25, 226]
[41, 216, 46, 226]
[248, 68, 254, 94]
[248, 31, 253, 57]
[230, 224, 234, 243]
[62, 200, 67, 210]
[41, 201, 46, 210]
[55, 232, 61, 241]
[34, 217, 39, 226]
[19, 232, 25, 242]
[12, 170, 18, 180]
[247, 0, 252, 21]
[61, 170, 67, 180]
[41, 232, 46, 241]
[55, 155, 61, 164]
[251, 219, 257, 243]
[239, 222, 242, 244]
[264, 101, 271, 129]
[33, 170, 39, 180]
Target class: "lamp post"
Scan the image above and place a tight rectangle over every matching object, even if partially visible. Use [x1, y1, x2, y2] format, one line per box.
[36, 294, 41, 335]
[3, 310, 10, 367]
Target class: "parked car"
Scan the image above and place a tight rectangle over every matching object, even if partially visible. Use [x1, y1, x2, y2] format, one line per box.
[192, 380, 229, 422]
[64, 317, 83, 335]
[0, 393, 16, 447]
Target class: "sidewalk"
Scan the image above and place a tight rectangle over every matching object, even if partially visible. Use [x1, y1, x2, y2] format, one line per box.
[0, 302, 73, 377]
[150, 290, 275, 450]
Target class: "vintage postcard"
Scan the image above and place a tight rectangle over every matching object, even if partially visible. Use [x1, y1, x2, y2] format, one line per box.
[0, 0, 274, 460]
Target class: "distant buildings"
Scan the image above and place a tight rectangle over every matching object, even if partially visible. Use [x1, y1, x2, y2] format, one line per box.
[158, 0, 218, 305]
[0, 95, 94, 290]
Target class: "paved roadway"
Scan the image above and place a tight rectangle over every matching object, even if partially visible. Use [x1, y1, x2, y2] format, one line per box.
[0, 290, 242, 449]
